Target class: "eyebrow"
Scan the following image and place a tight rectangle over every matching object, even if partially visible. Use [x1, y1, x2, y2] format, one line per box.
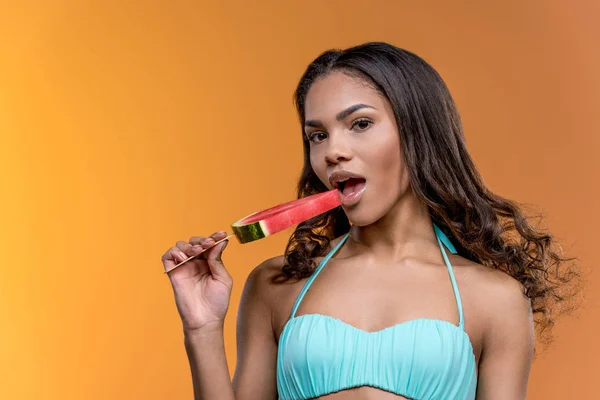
[304, 103, 376, 128]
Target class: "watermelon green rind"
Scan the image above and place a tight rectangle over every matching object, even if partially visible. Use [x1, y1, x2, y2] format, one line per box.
[231, 220, 267, 244]
[231, 189, 341, 244]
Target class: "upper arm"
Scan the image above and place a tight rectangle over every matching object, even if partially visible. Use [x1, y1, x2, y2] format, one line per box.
[476, 275, 535, 399]
[231, 260, 280, 400]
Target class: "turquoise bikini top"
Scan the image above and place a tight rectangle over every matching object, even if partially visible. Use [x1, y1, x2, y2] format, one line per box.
[276, 222, 477, 399]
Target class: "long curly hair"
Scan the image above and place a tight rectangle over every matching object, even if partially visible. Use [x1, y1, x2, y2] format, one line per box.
[281, 42, 581, 344]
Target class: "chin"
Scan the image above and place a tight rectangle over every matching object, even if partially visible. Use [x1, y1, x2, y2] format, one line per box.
[341, 193, 397, 228]
[341, 203, 385, 227]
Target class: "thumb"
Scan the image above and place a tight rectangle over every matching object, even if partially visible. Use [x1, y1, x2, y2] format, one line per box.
[206, 240, 230, 281]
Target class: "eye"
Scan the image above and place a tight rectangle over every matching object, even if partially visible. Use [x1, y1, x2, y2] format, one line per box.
[351, 118, 373, 131]
[307, 131, 328, 144]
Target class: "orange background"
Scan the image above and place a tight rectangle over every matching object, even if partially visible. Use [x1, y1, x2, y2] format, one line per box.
[1, 1, 598, 398]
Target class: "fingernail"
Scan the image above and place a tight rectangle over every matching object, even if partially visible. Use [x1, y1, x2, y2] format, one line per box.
[192, 245, 201, 250]
[178, 251, 187, 260]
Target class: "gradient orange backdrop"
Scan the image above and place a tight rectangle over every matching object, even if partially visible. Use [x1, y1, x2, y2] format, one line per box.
[1, 1, 598, 398]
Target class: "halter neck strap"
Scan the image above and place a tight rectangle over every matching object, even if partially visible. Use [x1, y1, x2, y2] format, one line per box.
[433, 222, 464, 328]
[289, 234, 349, 318]
[288, 222, 464, 328]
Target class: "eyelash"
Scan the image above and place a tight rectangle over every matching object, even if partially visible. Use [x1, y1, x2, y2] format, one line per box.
[352, 118, 373, 131]
[307, 118, 374, 143]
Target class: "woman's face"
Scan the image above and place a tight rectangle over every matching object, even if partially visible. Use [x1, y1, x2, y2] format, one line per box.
[304, 70, 410, 226]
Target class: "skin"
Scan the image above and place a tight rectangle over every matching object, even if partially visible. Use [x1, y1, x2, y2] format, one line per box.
[163, 71, 535, 399]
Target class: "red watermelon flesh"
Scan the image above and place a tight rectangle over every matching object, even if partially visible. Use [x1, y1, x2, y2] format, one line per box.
[231, 189, 342, 243]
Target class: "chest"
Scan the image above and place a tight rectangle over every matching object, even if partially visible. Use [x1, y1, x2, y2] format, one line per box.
[273, 259, 485, 362]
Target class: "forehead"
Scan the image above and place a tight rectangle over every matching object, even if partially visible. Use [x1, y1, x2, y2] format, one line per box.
[304, 71, 383, 118]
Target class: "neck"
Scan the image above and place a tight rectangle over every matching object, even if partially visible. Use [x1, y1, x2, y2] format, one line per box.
[347, 187, 439, 263]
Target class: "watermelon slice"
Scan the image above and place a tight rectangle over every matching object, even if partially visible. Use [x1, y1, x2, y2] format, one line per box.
[231, 189, 342, 243]
[164, 189, 343, 274]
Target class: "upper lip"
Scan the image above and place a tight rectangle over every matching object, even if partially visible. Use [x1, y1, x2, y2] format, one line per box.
[328, 170, 365, 189]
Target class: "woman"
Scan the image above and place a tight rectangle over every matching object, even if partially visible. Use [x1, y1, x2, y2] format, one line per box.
[162, 42, 578, 399]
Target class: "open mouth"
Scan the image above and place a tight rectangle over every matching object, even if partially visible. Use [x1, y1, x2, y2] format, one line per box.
[328, 171, 367, 207]
[337, 177, 367, 196]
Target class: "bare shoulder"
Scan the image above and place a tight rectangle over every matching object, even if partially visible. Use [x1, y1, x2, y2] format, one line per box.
[241, 255, 300, 309]
[456, 257, 530, 305]
[243, 234, 347, 298]
[242, 236, 350, 336]
[454, 256, 532, 330]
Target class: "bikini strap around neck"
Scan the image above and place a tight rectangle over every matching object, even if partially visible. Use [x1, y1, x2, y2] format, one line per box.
[289, 233, 350, 319]
[432, 222, 464, 328]
[288, 224, 463, 327]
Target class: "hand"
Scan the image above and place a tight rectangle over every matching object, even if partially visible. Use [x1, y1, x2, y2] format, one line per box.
[162, 231, 232, 332]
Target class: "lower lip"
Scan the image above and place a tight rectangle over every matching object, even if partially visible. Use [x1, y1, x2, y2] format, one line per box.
[339, 184, 366, 207]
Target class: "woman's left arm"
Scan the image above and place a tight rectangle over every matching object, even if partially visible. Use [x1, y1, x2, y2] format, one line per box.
[475, 277, 535, 400]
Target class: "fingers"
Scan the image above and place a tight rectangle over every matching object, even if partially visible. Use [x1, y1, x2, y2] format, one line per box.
[174, 241, 197, 258]
[185, 231, 228, 258]
[188, 236, 205, 246]
[161, 245, 189, 270]
[205, 240, 231, 283]
[189, 231, 227, 246]
[163, 231, 229, 272]
[176, 239, 209, 258]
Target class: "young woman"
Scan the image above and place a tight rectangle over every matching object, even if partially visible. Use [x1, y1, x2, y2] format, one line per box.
[162, 42, 578, 399]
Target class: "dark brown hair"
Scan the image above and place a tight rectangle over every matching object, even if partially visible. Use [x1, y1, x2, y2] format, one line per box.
[282, 42, 581, 344]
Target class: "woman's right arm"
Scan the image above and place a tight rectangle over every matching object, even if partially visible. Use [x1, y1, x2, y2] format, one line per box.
[162, 232, 278, 400]
[184, 261, 280, 400]
[231, 259, 279, 399]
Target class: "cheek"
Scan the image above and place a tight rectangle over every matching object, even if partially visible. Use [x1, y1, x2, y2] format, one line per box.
[383, 140, 402, 172]
[364, 133, 406, 198]
[368, 130, 402, 172]
[309, 150, 330, 187]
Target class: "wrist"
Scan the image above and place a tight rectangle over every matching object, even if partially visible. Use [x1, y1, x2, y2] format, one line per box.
[183, 321, 224, 340]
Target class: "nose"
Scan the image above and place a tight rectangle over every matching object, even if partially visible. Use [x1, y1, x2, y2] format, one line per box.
[324, 133, 352, 165]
